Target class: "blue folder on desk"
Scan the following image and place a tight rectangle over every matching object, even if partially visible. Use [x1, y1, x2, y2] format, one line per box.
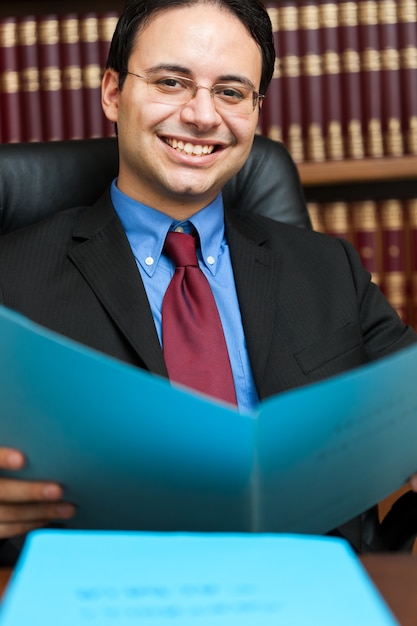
[0, 303, 416, 534]
[0, 530, 399, 626]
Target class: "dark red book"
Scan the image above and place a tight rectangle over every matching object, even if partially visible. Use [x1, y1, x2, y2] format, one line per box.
[0, 17, 23, 143]
[16, 16, 43, 142]
[379, 199, 408, 323]
[351, 200, 382, 287]
[407, 198, 417, 329]
[318, 0, 345, 160]
[261, 3, 283, 143]
[37, 14, 65, 141]
[278, 2, 305, 163]
[80, 12, 104, 139]
[338, 1, 365, 158]
[357, 0, 384, 158]
[378, 0, 404, 156]
[59, 14, 85, 140]
[298, 0, 326, 162]
[307, 202, 326, 233]
[398, 0, 417, 155]
[323, 201, 354, 244]
[98, 11, 119, 138]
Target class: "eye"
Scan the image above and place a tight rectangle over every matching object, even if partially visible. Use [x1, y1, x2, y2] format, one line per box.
[155, 76, 189, 91]
[214, 85, 246, 103]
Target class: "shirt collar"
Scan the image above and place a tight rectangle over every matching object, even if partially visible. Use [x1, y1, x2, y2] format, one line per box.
[110, 178, 225, 277]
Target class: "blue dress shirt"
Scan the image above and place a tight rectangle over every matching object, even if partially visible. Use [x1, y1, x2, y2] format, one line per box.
[111, 179, 259, 413]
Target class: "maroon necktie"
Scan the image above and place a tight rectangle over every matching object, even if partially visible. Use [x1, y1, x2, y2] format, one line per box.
[162, 231, 237, 405]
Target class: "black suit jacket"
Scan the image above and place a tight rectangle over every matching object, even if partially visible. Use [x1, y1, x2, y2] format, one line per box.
[0, 190, 416, 555]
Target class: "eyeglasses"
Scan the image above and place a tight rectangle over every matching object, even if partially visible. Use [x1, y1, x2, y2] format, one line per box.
[123, 71, 264, 116]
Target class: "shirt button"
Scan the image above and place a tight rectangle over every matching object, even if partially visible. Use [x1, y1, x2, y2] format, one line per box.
[207, 256, 215, 265]
[174, 226, 184, 233]
[145, 257, 154, 266]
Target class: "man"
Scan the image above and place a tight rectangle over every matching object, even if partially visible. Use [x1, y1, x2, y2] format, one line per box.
[0, 0, 416, 561]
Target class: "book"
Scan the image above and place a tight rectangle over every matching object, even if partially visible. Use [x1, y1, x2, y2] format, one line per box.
[98, 11, 119, 138]
[79, 12, 104, 139]
[59, 13, 85, 141]
[408, 198, 417, 328]
[398, 0, 417, 155]
[378, 0, 404, 156]
[338, 0, 365, 158]
[298, 0, 326, 162]
[16, 16, 43, 142]
[379, 199, 408, 323]
[351, 200, 382, 286]
[37, 14, 65, 141]
[0, 303, 417, 537]
[0, 530, 398, 626]
[278, 2, 305, 163]
[322, 201, 354, 244]
[0, 17, 23, 143]
[307, 201, 326, 232]
[261, 3, 283, 143]
[319, 0, 345, 160]
[358, 0, 384, 158]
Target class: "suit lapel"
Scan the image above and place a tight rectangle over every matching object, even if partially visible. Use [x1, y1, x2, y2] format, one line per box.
[68, 193, 168, 377]
[226, 213, 281, 396]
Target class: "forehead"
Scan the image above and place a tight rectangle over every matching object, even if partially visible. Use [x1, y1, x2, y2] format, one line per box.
[131, 4, 262, 82]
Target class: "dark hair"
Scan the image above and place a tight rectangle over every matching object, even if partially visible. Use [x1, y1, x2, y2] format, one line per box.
[106, 0, 275, 96]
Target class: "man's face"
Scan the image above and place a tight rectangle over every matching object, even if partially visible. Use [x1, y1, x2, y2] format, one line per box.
[102, 3, 263, 218]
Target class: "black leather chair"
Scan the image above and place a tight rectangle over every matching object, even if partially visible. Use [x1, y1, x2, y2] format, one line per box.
[0, 134, 416, 552]
[0, 134, 310, 234]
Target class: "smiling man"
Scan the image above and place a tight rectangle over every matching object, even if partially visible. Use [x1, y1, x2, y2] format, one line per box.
[0, 0, 416, 562]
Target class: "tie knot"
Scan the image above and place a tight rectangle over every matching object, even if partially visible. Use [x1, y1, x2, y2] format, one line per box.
[164, 231, 198, 268]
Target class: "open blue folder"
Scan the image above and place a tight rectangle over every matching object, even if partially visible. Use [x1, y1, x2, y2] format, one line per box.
[0, 531, 398, 626]
[0, 303, 416, 534]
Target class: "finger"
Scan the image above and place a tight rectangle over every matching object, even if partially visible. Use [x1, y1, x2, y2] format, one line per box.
[0, 520, 48, 539]
[0, 479, 63, 503]
[0, 448, 25, 470]
[409, 474, 417, 492]
[0, 501, 76, 524]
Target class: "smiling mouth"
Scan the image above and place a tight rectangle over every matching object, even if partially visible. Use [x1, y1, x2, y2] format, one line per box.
[164, 137, 217, 156]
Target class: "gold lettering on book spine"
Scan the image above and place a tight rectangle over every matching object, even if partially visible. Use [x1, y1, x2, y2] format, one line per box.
[60, 18, 79, 45]
[342, 49, 361, 73]
[1, 71, 19, 94]
[398, 0, 417, 21]
[339, 3, 358, 26]
[80, 17, 99, 43]
[327, 121, 344, 160]
[279, 6, 298, 31]
[273, 58, 281, 79]
[21, 68, 39, 92]
[362, 48, 381, 72]
[282, 55, 300, 78]
[62, 67, 83, 90]
[319, 3, 339, 28]
[347, 120, 365, 158]
[408, 117, 417, 154]
[99, 16, 119, 42]
[367, 118, 384, 157]
[358, 1, 378, 25]
[302, 54, 322, 76]
[307, 123, 325, 162]
[17, 19, 36, 46]
[38, 19, 59, 45]
[323, 51, 341, 74]
[83, 65, 102, 89]
[386, 118, 404, 156]
[287, 124, 304, 163]
[378, 0, 398, 24]
[401, 46, 417, 70]
[0, 21, 17, 48]
[381, 48, 400, 70]
[299, 5, 320, 30]
[40, 67, 61, 92]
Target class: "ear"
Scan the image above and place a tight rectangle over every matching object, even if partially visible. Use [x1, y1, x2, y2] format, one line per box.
[102, 69, 120, 123]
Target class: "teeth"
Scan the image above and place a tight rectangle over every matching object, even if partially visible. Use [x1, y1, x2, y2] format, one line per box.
[165, 138, 215, 156]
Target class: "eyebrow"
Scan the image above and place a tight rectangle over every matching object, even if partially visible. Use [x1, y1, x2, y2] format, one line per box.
[144, 63, 256, 89]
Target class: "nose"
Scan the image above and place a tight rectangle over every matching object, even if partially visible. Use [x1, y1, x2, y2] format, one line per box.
[180, 85, 222, 130]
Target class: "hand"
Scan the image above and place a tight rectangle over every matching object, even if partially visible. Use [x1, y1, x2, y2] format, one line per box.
[0, 448, 75, 539]
[409, 474, 417, 492]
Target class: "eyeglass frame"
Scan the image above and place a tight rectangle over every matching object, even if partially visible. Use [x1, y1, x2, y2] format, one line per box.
[121, 70, 265, 114]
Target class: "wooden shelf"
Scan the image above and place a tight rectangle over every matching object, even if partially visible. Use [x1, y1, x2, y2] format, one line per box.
[298, 156, 417, 187]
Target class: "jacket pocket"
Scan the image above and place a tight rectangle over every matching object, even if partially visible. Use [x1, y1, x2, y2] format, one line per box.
[294, 323, 363, 375]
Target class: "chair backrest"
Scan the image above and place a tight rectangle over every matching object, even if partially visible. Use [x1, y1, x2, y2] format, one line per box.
[0, 134, 311, 235]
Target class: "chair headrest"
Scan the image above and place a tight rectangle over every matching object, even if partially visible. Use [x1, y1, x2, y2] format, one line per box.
[0, 134, 310, 235]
